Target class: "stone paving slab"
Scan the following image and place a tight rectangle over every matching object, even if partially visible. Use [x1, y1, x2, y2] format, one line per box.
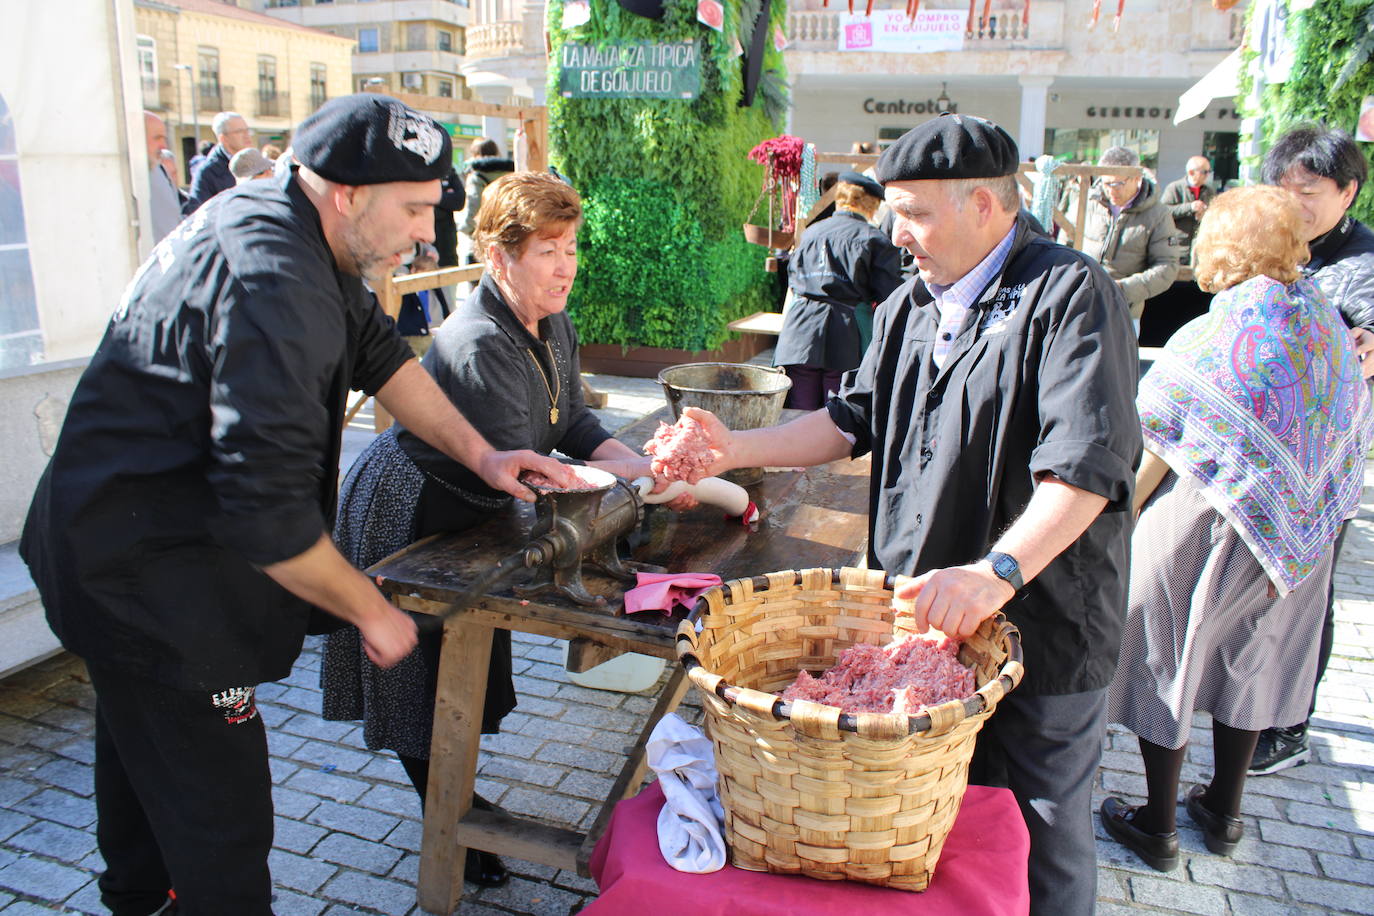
[0, 374, 1371, 915]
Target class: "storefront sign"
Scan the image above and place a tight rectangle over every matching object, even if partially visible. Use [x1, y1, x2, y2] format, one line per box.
[1084, 104, 1241, 120]
[863, 97, 957, 115]
[838, 10, 967, 53]
[558, 41, 700, 99]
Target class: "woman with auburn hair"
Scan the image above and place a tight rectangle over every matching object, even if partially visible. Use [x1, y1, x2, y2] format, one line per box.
[1100, 185, 1374, 871]
[320, 172, 662, 887]
[773, 171, 903, 409]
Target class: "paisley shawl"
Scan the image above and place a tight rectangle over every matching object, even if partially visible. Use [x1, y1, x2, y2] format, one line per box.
[1137, 276, 1373, 595]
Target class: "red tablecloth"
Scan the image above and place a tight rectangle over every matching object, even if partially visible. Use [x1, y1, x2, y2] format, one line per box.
[585, 781, 1030, 916]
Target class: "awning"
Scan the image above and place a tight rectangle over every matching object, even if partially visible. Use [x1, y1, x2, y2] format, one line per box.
[1174, 49, 1243, 125]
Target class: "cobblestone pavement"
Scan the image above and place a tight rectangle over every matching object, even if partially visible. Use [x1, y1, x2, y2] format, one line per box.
[0, 371, 1371, 915]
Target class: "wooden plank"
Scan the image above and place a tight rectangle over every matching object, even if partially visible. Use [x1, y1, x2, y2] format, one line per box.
[381, 87, 543, 122]
[417, 617, 493, 916]
[727, 311, 785, 336]
[454, 807, 583, 873]
[392, 264, 484, 295]
[565, 636, 628, 673]
[578, 666, 692, 874]
[389, 594, 679, 659]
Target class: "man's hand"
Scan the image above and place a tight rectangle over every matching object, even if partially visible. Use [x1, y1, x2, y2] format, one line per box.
[893, 561, 1015, 639]
[679, 406, 739, 480]
[1191, 199, 1207, 217]
[357, 604, 419, 668]
[1352, 327, 1374, 380]
[477, 450, 578, 502]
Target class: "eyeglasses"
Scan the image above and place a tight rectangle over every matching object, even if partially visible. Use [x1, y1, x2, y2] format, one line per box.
[1102, 179, 1131, 189]
[1190, 168, 1212, 175]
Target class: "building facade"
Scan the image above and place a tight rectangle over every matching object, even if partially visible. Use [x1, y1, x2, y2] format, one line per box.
[134, 0, 355, 180]
[786, 0, 1245, 185]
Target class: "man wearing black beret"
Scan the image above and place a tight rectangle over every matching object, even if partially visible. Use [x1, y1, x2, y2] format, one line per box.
[20, 93, 573, 915]
[680, 113, 1141, 915]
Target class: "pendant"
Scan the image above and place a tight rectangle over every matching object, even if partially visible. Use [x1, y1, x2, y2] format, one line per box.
[550, 407, 560, 424]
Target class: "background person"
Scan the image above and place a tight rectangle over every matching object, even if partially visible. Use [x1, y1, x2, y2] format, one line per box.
[1079, 145, 1182, 330]
[457, 137, 515, 297]
[229, 147, 274, 184]
[1101, 186, 1374, 871]
[674, 114, 1141, 916]
[320, 171, 674, 889]
[19, 94, 571, 916]
[184, 110, 253, 214]
[774, 170, 902, 409]
[1250, 124, 1374, 776]
[1141, 155, 1216, 346]
[143, 110, 181, 245]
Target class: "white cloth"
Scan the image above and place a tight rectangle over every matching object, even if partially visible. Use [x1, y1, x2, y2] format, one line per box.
[645, 713, 726, 873]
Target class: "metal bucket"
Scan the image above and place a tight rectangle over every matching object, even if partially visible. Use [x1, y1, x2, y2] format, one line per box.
[657, 362, 791, 486]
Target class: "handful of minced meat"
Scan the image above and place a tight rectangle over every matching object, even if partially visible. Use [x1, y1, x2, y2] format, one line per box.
[642, 415, 715, 482]
[782, 633, 976, 715]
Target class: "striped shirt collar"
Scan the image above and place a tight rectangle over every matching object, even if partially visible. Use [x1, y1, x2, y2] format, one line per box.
[927, 223, 1018, 317]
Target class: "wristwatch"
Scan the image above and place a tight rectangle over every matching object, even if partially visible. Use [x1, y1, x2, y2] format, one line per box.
[983, 551, 1024, 592]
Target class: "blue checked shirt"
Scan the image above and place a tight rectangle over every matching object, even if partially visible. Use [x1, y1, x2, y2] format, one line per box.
[926, 224, 1018, 369]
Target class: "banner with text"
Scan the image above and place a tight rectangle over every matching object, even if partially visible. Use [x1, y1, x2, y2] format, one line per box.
[558, 40, 701, 99]
[838, 10, 967, 53]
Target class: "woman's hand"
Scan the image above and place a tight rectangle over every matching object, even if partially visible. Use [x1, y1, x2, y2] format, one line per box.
[478, 449, 578, 502]
[1351, 327, 1374, 380]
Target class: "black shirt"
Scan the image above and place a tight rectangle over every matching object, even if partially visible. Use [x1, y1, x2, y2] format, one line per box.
[21, 170, 414, 690]
[828, 214, 1142, 695]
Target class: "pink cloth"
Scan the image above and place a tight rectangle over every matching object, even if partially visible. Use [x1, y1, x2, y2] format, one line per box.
[622, 572, 722, 616]
[586, 781, 1030, 916]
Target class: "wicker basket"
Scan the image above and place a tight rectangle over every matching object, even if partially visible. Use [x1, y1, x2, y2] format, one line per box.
[675, 566, 1024, 891]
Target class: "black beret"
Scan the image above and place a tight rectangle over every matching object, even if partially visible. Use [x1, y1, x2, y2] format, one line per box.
[292, 93, 452, 186]
[874, 113, 1020, 184]
[836, 170, 885, 200]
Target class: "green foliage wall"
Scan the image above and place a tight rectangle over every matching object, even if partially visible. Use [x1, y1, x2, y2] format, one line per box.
[1238, 0, 1374, 224]
[547, 0, 788, 350]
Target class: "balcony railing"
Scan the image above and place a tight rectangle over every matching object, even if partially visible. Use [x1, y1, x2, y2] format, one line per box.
[464, 20, 524, 60]
[141, 77, 175, 112]
[197, 84, 234, 113]
[787, 1, 1063, 51]
[255, 90, 290, 119]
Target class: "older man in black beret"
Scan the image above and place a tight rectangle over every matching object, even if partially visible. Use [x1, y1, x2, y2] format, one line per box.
[680, 113, 1141, 915]
[20, 94, 572, 916]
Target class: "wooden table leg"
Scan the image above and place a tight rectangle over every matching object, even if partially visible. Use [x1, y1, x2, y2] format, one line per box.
[577, 666, 692, 874]
[417, 615, 493, 915]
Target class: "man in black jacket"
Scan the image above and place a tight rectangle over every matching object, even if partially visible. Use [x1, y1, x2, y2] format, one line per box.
[183, 110, 253, 215]
[1251, 125, 1374, 776]
[683, 114, 1141, 915]
[21, 94, 570, 916]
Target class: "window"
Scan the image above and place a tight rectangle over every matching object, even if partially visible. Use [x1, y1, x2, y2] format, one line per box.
[309, 63, 327, 112]
[438, 79, 454, 98]
[437, 30, 452, 52]
[257, 56, 279, 117]
[358, 28, 379, 53]
[137, 36, 158, 100]
[407, 24, 427, 50]
[197, 46, 221, 107]
[0, 94, 43, 370]
[1202, 131, 1240, 188]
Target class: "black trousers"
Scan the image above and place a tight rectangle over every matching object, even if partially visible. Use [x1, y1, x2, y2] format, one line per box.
[87, 663, 275, 916]
[969, 688, 1107, 916]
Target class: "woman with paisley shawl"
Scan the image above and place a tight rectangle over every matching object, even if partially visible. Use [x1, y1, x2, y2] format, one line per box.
[1100, 186, 1374, 872]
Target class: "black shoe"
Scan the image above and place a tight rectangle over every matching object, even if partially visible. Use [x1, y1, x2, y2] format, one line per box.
[1100, 797, 1179, 872]
[1248, 724, 1310, 776]
[1185, 785, 1244, 856]
[464, 848, 509, 888]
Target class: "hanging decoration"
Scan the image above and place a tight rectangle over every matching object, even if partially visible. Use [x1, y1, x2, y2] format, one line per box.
[1029, 154, 1062, 236]
[1089, 0, 1128, 30]
[744, 135, 805, 247]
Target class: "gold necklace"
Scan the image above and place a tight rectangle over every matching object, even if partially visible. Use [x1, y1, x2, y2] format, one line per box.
[526, 340, 561, 425]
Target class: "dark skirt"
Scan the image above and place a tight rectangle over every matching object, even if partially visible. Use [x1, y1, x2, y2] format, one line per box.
[773, 296, 865, 371]
[319, 429, 516, 759]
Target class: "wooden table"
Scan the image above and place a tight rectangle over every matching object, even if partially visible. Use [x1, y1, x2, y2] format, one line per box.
[367, 408, 871, 914]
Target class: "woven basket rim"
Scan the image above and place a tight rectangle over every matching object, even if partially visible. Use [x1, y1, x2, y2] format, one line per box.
[675, 567, 1024, 737]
